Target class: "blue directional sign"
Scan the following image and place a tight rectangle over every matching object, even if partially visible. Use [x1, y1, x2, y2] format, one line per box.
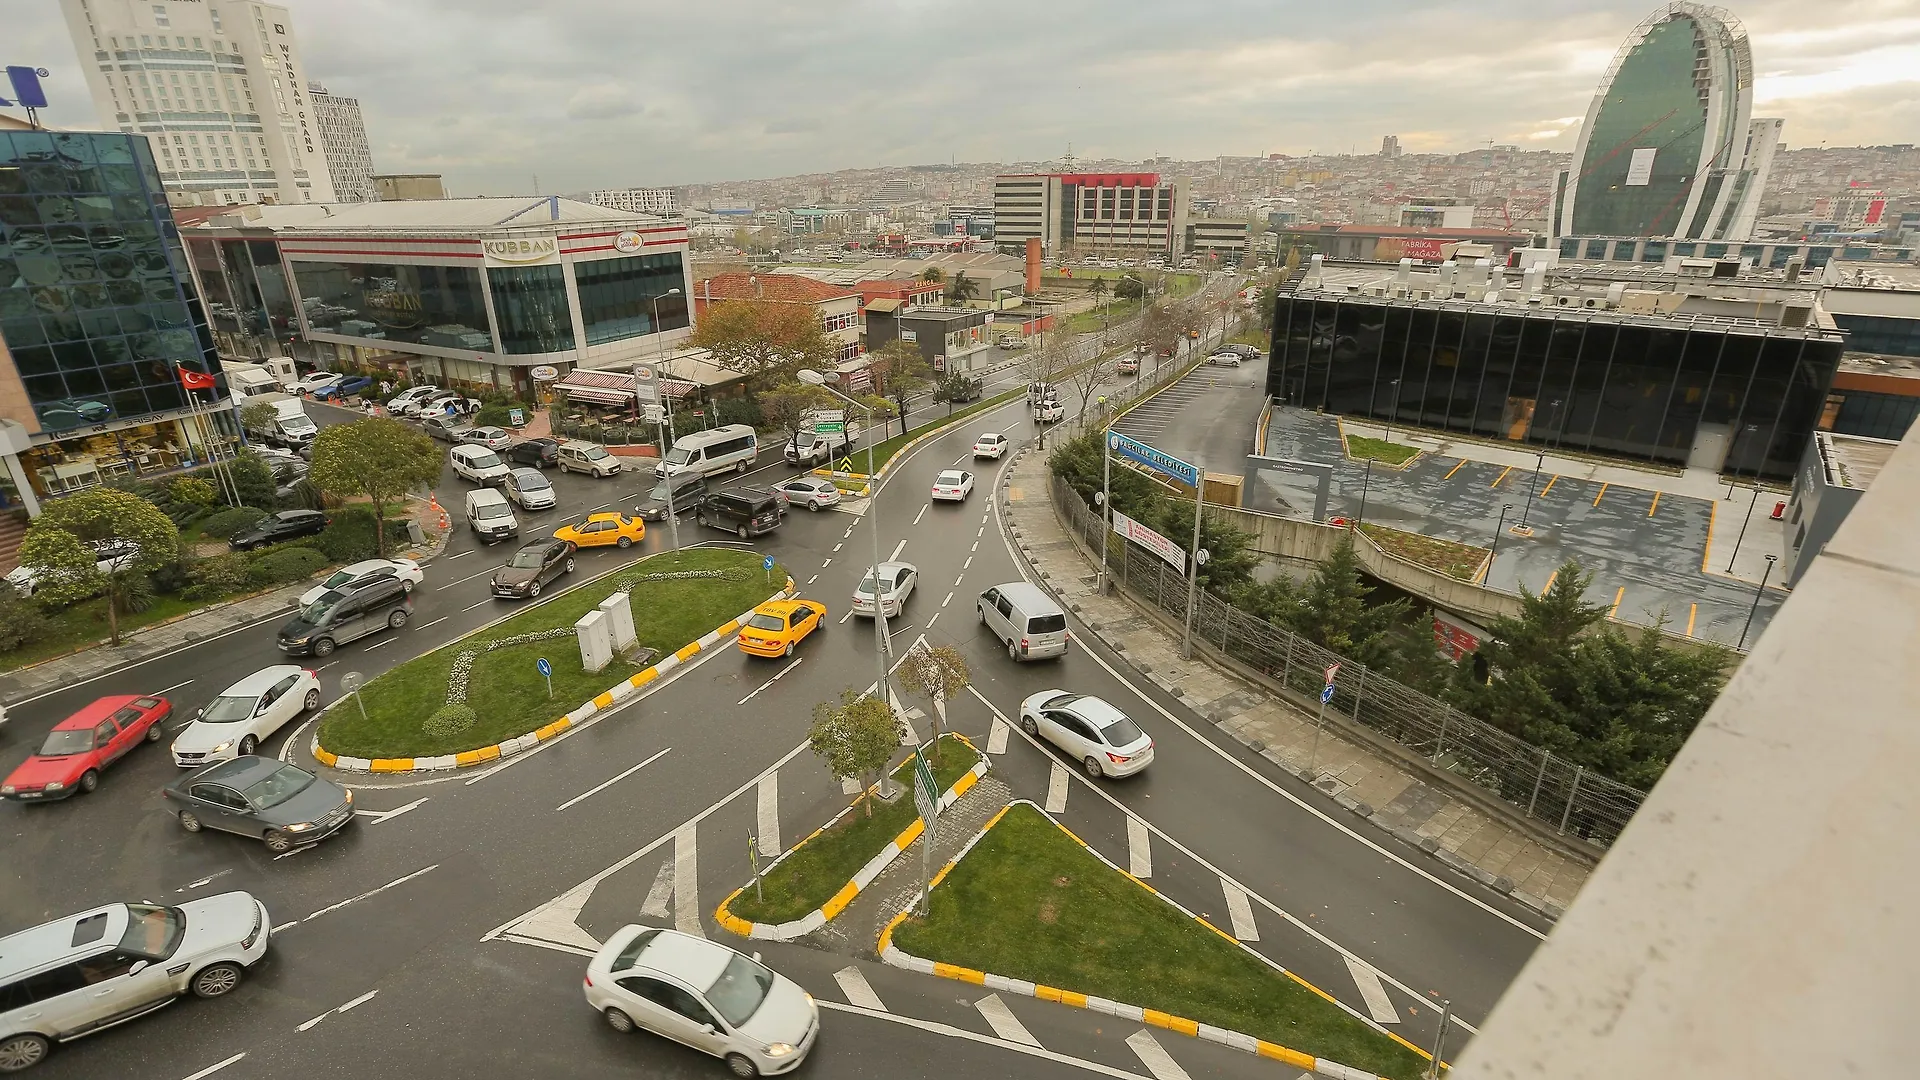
[1320, 684, 1336, 705]
[1107, 431, 1199, 488]
[536, 657, 552, 677]
[763, 555, 776, 571]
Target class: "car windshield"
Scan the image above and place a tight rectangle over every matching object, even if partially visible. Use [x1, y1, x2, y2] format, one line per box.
[466, 450, 503, 469]
[200, 694, 259, 723]
[244, 764, 316, 809]
[937, 472, 964, 484]
[516, 473, 550, 491]
[1101, 716, 1147, 746]
[299, 593, 344, 623]
[665, 447, 693, 465]
[320, 568, 360, 590]
[705, 952, 776, 1029]
[476, 502, 513, 520]
[584, 446, 611, 460]
[645, 480, 678, 501]
[508, 548, 549, 569]
[118, 903, 186, 961]
[37, 728, 96, 756]
[857, 570, 886, 596]
[746, 613, 786, 631]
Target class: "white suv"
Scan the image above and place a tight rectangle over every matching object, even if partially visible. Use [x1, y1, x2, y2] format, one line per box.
[0, 893, 271, 1072]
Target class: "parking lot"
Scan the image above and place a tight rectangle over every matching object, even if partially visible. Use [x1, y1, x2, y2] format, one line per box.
[1112, 351, 1268, 478]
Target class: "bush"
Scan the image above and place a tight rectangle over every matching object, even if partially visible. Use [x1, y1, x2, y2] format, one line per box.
[228, 452, 277, 510]
[279, 477, 324, 512]
[248, 546, 328, 587]
[424, 703, 477, 739]
[115, 573, 157, 615]
[149, 557, 196, 595]
[169, 476, 219, 511]
[0, 584, 51, 653]
[183, 553, 251, 601]
[199, 506, 268, 540]
[316, 506, 411, 563]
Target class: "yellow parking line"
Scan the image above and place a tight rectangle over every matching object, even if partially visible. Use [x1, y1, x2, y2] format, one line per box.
[1685, 603, 1697, 637]
[1540, 475, 1560, 498]
[1610, 586, 1624, 618]
[1443, 459, 1467, 481]
[1701, 501, 1717, 572]
[1491, 465, 1513, 489]
[1647, 491, 1662, 517]
[1540, 569, 1559, 597]
[1592, 482, 1609, 507]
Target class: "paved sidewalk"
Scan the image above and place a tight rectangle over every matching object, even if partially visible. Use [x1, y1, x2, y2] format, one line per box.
[1002, 449, 1592, 919]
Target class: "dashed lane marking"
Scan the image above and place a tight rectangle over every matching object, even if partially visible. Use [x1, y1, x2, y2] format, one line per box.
[1128, 815, 1151, 878]
[416, 616, 448, 632]
[461, 599, 492, 612]
[1125, 1030, 1193, 1080]
[806, 574, 818, 585]
[1344, 955, 1401, 1024]
[757, 772, 781, 858]
[942, 590, 954, 608]
[913, 504, 928, 526]
[834, 965, 888, 1012]
[1046, 760, 1070, 813]
[1222, 879, 1258, 940]
[555, 747, 672, 812]
[179, 1053, 247, 1080]
[673, 822, 702, 936]
[890, 538, 909, 561]
[305, 865, 438, 922]
[974, 993, 1041, 1047]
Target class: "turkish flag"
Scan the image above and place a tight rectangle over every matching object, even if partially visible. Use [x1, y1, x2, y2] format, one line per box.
[177, 366, 217, 390]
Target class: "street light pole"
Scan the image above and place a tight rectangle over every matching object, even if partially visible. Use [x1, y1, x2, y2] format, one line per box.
[1383, 378, 1400, 444]
[1484, 503, 1514, 584]
[1725, 483, 1763, 572]
[1518, 450, 1545, 528]
[1737, 554, 1777, 651]
[645, 288, 684, 550]
[1356, 458, 1374, 527]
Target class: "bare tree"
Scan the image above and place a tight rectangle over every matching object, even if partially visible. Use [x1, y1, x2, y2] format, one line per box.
[893, 643, 971, 766]
[1064, 348, 1110, 427]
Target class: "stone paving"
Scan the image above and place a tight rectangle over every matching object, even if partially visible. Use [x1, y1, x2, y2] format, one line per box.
[1004, 448, 1593, 918]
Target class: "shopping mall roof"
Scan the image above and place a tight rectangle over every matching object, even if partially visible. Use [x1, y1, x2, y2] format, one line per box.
[179, 196, 670, 236]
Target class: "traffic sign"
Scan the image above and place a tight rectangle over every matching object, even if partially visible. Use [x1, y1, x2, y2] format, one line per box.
[763, 555, 776, 571]
[912, 749, 939, 825]
[1320, 684, 1335, 705]
[1324, 663, 1340, 685]
[1107, 431, 1199, 488]
[536, 657, 552, 677]
[838, 456, 855, 473]
[815, 421, 845, 433]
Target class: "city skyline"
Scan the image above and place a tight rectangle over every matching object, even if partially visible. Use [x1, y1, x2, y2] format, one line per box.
[8, 0, 1919, 195]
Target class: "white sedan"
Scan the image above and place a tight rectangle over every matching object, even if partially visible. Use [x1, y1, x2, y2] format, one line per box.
[298, 558, 424, 607]
[852, 562, 918, 619]
[1019, 689, 1155, 778]
[173, 666, 323, 768]
[972, 433, 1007, 459]
[931, 470, 975, 502]
[5, 540, 139, 598]
[1207, 351, 1243, 367]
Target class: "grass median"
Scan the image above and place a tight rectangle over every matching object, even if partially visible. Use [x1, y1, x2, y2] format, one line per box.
[1359, 523, 1487, 581]
[1345, 434, 1421, 466]
[316, 548, 779, 760]
[892, 803, 1430, 1080]
[727, 734, 981, 925]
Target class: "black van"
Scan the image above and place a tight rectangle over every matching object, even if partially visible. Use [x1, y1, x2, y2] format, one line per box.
[694, 487, 785, 538]
[276, 576, 413, 657]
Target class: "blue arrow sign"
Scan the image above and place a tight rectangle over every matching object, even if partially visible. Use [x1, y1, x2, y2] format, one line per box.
[1107, 430, 1199, 488]
[763, 555, 776, 571]
[537, 657, 552, 677]
[1320, 684, 1335, 705]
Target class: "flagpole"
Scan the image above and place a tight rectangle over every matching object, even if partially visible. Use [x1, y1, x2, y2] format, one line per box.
[180, 367, 239, 505]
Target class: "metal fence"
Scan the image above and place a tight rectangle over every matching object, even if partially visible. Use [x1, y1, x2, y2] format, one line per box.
[1051, 471, 1647, 847]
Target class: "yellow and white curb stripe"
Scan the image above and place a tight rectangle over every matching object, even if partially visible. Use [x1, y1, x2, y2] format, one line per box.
[877, 799, 1440, 1079]
[314, 577, 795, 773]
[714, 735, 988, 941]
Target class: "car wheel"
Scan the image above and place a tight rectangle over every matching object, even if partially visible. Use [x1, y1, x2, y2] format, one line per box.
[695, 512, 706, 526]
[191, 962, 244, 999]
[617, 536, 632, 549]
[783, 640, 795, 658]
[565, 557, 576, 573]
[312, 637, 335, 657]
[145, 720, 165, 742]
[262, 829, 294, 854]
[388, 608, 409, 629]
[528, 581, 542, 598]
[978, 605, 987, 624]
[1008, 639, 1021, 661]
[401, 580, 415, 593]
[725, 1053, 759, 1078]
[238, 735, 257, 757]
[1084, 755, 1105, 779]
[1021, 714, 1039, 736]
[807, 500, 820, 511]
[78, 769, 100, 794]
[604, 1007, 635, 1034]
[0, 1033, 50, 1072]
[737, 458, 751, 474]
[737, 525, 749, 539]
[304, 688, 322, 712]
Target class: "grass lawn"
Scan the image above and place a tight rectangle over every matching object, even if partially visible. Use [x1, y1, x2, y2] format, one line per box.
[864, 389, 1025, 474]
[1359, 523, 1488, 582]
[317, 548, 779, 759]
[727, 735, 981, 925]
[1345, 435, 1421, 467]
[0, 593, 211, 673]
[892, 803, 1430, 1080]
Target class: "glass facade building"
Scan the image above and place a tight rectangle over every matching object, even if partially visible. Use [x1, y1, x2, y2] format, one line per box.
[1267, 293, 1844, 480]
[289, 260, 495, 352]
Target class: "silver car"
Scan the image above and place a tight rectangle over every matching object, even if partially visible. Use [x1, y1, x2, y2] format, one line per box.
[0, 894, 271, 1072]
[584, 926, 818, 1077]
[774, 476, 841, 511]
[503, 468, 557, 511]
[461, 426, 514, 451]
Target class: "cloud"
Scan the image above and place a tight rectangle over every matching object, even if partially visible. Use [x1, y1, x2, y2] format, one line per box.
[5, 0, 1915, 193]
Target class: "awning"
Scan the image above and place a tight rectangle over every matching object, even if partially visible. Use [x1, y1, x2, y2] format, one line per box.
[553, 368, 697, 407]
[556, 384, 632, 407]
[864, 297, 901, 313]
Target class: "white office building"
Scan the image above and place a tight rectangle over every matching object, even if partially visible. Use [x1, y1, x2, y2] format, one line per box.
[57, 0, 336, 205]
[584, 188, 679, 215]
[309, 81, 374, 202]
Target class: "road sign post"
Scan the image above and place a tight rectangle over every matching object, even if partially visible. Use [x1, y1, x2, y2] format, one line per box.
[912, 747, 939, 915]
[1309, 664, 1339, 774]
[747, 835, 764, 903]
[342, 671, 367, 720]
[764, 554, 775, 588]
[537, 656, 553, 699]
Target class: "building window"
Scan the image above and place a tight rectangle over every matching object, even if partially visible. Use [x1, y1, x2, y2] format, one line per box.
[1642, 241, 1666, 262]
[289, 260, 495, 352]
[487, 264, 575, 355]
[573, 252, 688, 346]
[152, 4, 169, 28]
[1585, 239, 1609, 259]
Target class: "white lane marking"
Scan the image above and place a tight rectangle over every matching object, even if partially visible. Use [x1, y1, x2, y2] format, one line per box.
[912, 504, 928, 526]
[555, 747, 672, 812]
[673, 822, 702, 936]
[1223, 879, 1259, 941]
[357, 796, 429, 823]
[889, 538, 908, 561]
[155, 678, 195, 696]
[587, 501, 613, 513]
[337, 989, 379, 1014]
[926, 612, 940, 629]
[738, 658, 802, 705]
[974, 993, 1041, 1047]
[953, 574, 963, 587]
[1345, 955, 1401, 1024]
[180, 1052, 247, 1080]
[839, 608, 855, 624]
[806, 574, 818, 585]
[365, 637, 395, 649]
[270, 921, 298, 933]
[461, 599, 492, 612]
[296, 1013, 327, 1032]
[1128, 816, 1152, 878]
[437, 563, 505, 590]
[971, 541, 979, 552]
[977, 526, 984, 537]
[305, 864, 438, 922]
[987, 717, 1009, 754]
[416, 616, 449, 632]
[7, 608, 290, 707]
[1125, 1030, 1192, 1080]
[640, 862, 674, 919]
[445, 550, 472, 559]
[834, 965, 887, 1012]
[1045, 761, 1070, 813]
[175, 868, 232, 893]
[832, 542, 842, 552]
[757, 772, 780, 858]
[815, 1000, 1144, 1079]
[822, 558, 833, 568]
[963, 556, 972, 570]
[942, 590, 954, 608]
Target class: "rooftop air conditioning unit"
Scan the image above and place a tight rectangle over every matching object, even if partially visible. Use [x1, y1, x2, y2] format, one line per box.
[1781, 303, 1813, 328]
[1584, 297, 1601, 308]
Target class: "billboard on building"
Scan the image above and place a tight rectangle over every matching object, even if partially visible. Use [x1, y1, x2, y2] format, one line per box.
[1625, 148, 1657, 187]
[1374, 237, 1449, 262]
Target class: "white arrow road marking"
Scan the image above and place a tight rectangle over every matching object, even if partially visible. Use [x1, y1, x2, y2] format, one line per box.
[556, 748, 672, 812]
[1045, 761, 1070, 814]
[1344, 955, 1401, 1024]
[356, 796, 429, 823]
[987, 717, 1009, 755]
[179, 1052, 246, 1080]
[1128, 816, 1151, 878]
[673, 822, 702, 936]
[296, 989, 377, 1032]
[889, 688, 920, 746]
[1222, 879, 1259, 941]
[757, 773, 780, 858]
[506, 878, 602, 953]
[974, 993, 1041, 1047]
[640, 862, 674, 919]
[1125, 1030, 1193, 1080]
[833, 965, 887, 1011]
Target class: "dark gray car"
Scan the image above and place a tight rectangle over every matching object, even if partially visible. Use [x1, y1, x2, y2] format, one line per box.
[634, 472, 706, 521]
[162, 756, 353, 854]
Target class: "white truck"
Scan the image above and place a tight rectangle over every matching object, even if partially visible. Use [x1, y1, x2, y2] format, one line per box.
[241, 392, 319, 450]
[784, 409, 862, 466]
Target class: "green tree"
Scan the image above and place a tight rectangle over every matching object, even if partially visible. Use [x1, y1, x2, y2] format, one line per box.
[307, 417, 442, 557]
[1086, 276, 1108, 300]
[919, 266, 945, 285]
[689, 299, 836, 389]
[946, 271, 979, 305]
[16, 488, 180, 644]
[1114, 274, 1146, 301]
[240, 401, 276, 438]
[932, 371, 976, 414]
[894, 644, 971, 765]
[168, 475, 218, 512]
[865, 340, 933, 439]
[1285, 537, 1414, 669]
[758, 381, 837, 444]
[227, 451, 277, 510]
[807, 689, 903, 817]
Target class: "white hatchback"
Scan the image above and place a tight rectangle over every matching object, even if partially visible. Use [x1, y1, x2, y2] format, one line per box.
[1020, 689, 1155, 778]
[172, 667, 322, 769]
[972, 433, 1007, 459]
[585, 926, 818, 1077]
[298, 558, 423, 607]
[851, 562, 918, 618]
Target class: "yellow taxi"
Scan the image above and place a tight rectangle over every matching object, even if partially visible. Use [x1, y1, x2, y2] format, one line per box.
[552, 512, 646, 549]
[737, 599, 828, 658]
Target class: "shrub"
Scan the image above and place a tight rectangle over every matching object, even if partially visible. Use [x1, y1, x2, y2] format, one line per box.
[315, 506, 410, 563]
[248, 546, 327, 587]
[227, 452, 277, 510]
[169, 476, 219, 510]
[148, 557, 196, 595]
[183, 552, 251, 601]
[199, 506, 268, 540]
[278, 477, 325, 512]
[116, 573, 157, 615]
[0, 584, 51, 653]
[424, 704, 477, 739]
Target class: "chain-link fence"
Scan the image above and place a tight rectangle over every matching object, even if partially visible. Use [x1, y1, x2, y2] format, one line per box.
[1050, 472, 1646, 847]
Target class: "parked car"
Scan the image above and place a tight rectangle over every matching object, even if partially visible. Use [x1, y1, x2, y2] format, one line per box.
[0, 893, 272, 1072]
[553, 512, 646, 549]
[162, 756, 353, 854]
[851, 562, 918, 618]
[288, 370, 339, 395]
[693, 488, 784, 539]
[315, 375, 372, 401]
[422, 414, 470, 441]
[503, 467, 557, 511]
[773, 476, 841, 512]
[972, 433, 1008, 460]
[508, 437, 561, 469]
[5, 540, 139, 598]
[1221, 343, 1262, 359]
[635, 472, 707, 521]
[736, 599, 827, 658]
[449, 444, 511, 486]
[0, 695, 172, 802]
[298, 558, 423, 608]
[491, 538, 575, 600]
[460, 426, 513, 451]
[930, 470, 974, 502]
[1019, 689, 1154, 778]
[583, 925, 819, 1078]
[1034, 400, 1065, 423]
[276, 576, 413, 657]
[400, 390, 461, 417]
[1206, 351, 1242, 367]
[228, 510, 327, 551]
[172, 666, 322, 768]
[385, 385, 441, 413]
[557, 440, 623, 478]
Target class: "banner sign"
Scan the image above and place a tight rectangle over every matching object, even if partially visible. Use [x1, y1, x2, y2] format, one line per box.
[1108, 430, 1199, 487]
[1112, 510, 1186, 573]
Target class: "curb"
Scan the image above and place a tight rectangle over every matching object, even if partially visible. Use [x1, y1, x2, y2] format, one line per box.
[312, 572, 797, 773]
[714, 735, 988, 940]
[877, 799, 1442, 1080]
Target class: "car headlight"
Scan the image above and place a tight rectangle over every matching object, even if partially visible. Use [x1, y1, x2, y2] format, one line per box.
[44, 782, 63, 792]
[285, 636, 309, 646]
[765, 1043, 796, 1058]
[344, 789, 353, 804]
[285, 821, 315, 832]
[210, 741, 233, 755]
[0, 785, 13, 794]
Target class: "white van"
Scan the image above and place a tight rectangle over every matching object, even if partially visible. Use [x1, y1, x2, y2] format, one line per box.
[978, 582, 1070, 661]
[465, 488, 519, 543]
[655, 424, 758, 479]
[449, 444, 510, 486]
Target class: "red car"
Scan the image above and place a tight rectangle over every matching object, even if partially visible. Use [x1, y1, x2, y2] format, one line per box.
[0, 695, 172, 801]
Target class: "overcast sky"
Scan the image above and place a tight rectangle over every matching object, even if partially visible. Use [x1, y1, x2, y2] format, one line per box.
[11, 0, 1920, 194]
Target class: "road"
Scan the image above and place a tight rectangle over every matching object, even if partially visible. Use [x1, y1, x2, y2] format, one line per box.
[0, 328, 1541, 1079]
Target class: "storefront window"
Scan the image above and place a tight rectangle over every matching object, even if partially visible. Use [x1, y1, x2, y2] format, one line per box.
[489, 263, 574, 354]
[575, 252, 688, 346]
[290, 259, 494, 352]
